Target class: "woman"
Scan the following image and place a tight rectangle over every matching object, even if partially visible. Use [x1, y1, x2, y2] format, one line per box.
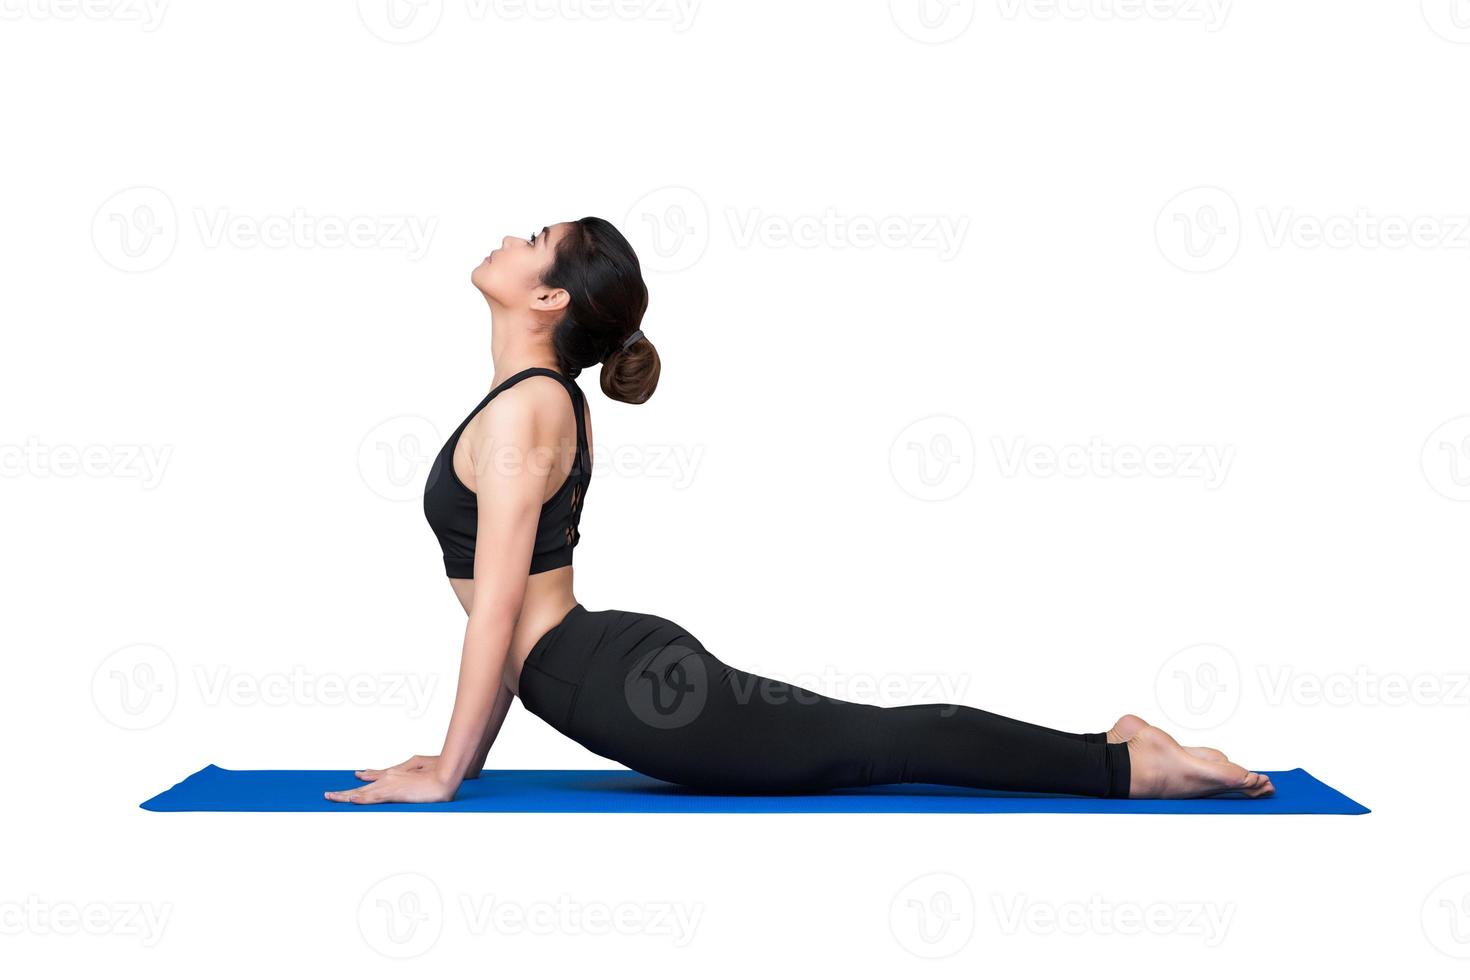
[325, 217, 1275, 805]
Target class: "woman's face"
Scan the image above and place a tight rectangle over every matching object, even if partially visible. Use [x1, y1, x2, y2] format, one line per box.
[471, 221, 572, 309]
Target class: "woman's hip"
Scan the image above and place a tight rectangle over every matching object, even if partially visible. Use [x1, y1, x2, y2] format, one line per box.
[517, 605, 704, 729]
[515, 609, 884, 791]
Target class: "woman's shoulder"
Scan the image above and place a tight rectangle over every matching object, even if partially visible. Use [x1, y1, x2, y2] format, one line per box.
[467, 373, 586, 459]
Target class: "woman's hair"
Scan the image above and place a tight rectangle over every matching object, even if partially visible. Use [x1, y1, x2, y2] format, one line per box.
[544, 216, 660, 404]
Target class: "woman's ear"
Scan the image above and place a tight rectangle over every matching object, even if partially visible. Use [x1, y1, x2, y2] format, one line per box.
[530, 287, 570, 314]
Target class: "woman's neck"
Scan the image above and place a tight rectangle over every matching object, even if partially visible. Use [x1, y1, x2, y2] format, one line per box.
[488, 308, 560, 389]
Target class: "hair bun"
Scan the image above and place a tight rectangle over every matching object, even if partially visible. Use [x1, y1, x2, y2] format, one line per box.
[601, 334, 659, 404]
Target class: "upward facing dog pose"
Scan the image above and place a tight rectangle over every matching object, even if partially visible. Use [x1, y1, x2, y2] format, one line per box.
[326, 217, 1275, 805]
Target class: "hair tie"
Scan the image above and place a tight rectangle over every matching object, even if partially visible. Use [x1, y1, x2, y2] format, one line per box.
[620, 328, 645, 350]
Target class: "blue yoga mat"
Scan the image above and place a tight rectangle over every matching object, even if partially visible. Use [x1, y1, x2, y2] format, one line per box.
[141, 765, 1368, 814]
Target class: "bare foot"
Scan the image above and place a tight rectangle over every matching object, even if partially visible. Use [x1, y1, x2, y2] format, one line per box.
[1122, 723, 1275, 799]
[1105, 713, 1227, 762]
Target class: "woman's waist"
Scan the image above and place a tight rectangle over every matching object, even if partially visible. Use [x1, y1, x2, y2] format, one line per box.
[506, 576, 579, 691]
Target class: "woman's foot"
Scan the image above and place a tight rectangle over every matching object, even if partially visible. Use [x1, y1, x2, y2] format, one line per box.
[1118, 721, 1274, 799]
[1105, 713, 1227, 762]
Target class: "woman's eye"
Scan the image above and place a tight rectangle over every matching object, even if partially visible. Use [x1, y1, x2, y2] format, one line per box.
[528, 231, 538, 246]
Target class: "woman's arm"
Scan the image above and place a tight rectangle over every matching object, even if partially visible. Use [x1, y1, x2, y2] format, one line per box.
[433, 388, 548, 794]
[326, 385, 551, 805]
[464, 681, 515, 779]
[449, 570, 520, 779]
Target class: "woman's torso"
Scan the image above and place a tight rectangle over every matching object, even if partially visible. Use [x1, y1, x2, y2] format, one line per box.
[432, 370, 593, 695]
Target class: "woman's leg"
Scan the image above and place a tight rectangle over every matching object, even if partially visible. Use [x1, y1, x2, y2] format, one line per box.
[616, 651, 1128, 798]
[520, 607, 1130, 798]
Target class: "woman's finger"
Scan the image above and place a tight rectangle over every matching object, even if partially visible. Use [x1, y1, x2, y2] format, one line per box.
[351, 784, 382, 804]
[354, 756, 427, 781]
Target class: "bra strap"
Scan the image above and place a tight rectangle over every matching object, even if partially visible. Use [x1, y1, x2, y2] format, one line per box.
[488, 367, 588, 472]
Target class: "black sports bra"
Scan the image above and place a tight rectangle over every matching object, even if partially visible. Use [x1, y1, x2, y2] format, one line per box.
[423, 367, 590, 579]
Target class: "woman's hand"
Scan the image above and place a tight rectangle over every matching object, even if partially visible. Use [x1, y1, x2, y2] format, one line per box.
[325, 770, 456, 805]
[354, 754, 439, 782]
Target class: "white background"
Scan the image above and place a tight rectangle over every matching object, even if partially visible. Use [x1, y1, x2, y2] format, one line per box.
[2, 0, 1467, 972]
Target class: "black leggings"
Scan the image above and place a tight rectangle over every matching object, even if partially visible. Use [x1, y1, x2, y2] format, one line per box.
[518, 604, 1131, 798]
